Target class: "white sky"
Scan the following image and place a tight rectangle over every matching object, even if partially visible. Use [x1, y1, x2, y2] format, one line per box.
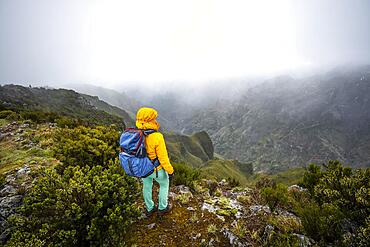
[0, 0, 369, 89]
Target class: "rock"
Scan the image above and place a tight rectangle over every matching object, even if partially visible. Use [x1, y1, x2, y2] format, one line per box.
[15, 128, 24, 134]
[0, 195, 23, 223]
[262, 224, 274, 242]
[229, 199, 242, 210]
[168, 192, 177, 199]
[293, 233, 314, 247]
[137, 213, 147, 220]
[288, 185, 307, 193]
[208, 238, 215, 247]
[201, 202, 217, 214]
[0, 228, 10, 244]
[175, 185, 191, 194]
[19, 123, 30, 129]
[222, 228, 250, 247]
[235, 211, 243, 219]
[342, 218, 358, 233]
[216, 215, 225, 221]
[249, 205, 271, 215]
[276, 208, 300, 220]
[0, 185, 17, 196]
[5, 175, 15, 184]
[202, 196, 242, 218]
[192, 233, 201, 240]
[219, 179, 228, 186]
[16, 165, 31, 178]
[226, 190, 247, 199]
[0, 133, 4, 141]
[147, 223, 156, 229]
[0, 195, 22, 210]
[187, 206, 195, 211]
[14, 137, 23, 142]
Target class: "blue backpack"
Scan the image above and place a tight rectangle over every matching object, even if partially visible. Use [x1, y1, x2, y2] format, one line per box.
[119, 128, 160, 178]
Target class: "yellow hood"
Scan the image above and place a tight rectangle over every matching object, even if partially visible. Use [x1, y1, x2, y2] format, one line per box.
[135, 107, 160, 130]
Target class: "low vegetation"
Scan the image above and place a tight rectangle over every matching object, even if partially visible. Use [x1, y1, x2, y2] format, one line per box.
[6, 163, 139, 247]
[1, 100, 369, 246]
[261, 161, 370, 246]
[1, 112, 140, 246]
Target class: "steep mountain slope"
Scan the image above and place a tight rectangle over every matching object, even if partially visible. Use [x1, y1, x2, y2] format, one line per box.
[180, 66, 370, 172]
[58, 83, 141, 118]
[0, 84, 134, 127]
[164, 131, 214, 167]
[0, 84, 249, 178]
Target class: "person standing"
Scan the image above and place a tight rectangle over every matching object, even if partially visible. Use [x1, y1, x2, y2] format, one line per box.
[135, 107, 174, 216]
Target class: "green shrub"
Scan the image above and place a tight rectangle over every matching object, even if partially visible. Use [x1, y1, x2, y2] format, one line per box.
[20, 111, 51, 123]
[301, 161, 369, 224]
[171, 163, 200, 189]
[255, 175, 276, 190]
[6, 161, 140, 247]
[300, 163, 322, 195]
[55, 116, 79, 128]
[314, 161, 369, 223]
[0, 110, 15, 119]
[266, 232, 300, 247]
[297, 202, 344, 244]
[5, 111, 19, 121]
[52, 125, 120, 171]
[297, 161, 370, 245]
[268, 215, 302, 234]
[261, 183, 290, 212]
[352, 216, 370, 247]
[227, 177, 240, 187]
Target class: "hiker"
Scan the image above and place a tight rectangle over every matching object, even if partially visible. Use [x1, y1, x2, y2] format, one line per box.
[136, 107, 174, 216]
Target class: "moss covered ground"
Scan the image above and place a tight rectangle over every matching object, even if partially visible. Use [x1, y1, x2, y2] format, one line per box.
[0, 121, 58, 174]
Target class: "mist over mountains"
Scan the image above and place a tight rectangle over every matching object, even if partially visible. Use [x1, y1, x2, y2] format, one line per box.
[2, 65, 370, 172]
[48, 65, 370, 172]
[180, 66, 370, 172]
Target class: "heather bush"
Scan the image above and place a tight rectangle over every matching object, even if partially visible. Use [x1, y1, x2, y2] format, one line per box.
[52, 125, 120, 170]
[6, 161, 140, 247]
[171, 162, 200, 189]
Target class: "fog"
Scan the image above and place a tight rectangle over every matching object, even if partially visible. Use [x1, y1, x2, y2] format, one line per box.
[0, 0, 370, 91]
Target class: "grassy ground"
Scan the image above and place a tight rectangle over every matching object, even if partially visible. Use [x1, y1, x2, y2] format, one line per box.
[0, 121, 58, 175]
[270, 167, 305, 185]
[201, 159, 250, 186]
[244, 167, 305, 187]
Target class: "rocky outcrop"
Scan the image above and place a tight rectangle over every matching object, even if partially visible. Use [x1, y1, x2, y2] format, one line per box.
[0, 166, 32, 244]
[129, 179, 313, 247]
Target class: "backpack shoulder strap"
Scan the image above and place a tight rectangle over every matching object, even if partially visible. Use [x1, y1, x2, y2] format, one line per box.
[142, 129, 157, 136]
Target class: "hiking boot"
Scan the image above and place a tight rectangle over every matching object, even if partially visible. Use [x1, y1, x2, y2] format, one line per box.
[158, 203, 172, 216]
[145, 205, 157, 217]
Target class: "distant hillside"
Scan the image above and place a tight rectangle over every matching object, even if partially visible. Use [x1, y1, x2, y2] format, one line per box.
[0, 84, 134, 128]
[59, 83, 141, 118]
[164, 131, 214, 168]
[201, 159, 253, 186]
[180, 66, 370, 172]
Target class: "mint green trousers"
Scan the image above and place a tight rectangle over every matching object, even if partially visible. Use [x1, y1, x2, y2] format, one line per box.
[142, 169, 169, 211]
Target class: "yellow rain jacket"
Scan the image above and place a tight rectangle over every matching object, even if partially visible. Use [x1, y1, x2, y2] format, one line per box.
[136, 107, 174, 175]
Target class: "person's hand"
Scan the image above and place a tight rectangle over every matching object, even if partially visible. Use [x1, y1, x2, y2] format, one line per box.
[168, 173, 174, 181]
